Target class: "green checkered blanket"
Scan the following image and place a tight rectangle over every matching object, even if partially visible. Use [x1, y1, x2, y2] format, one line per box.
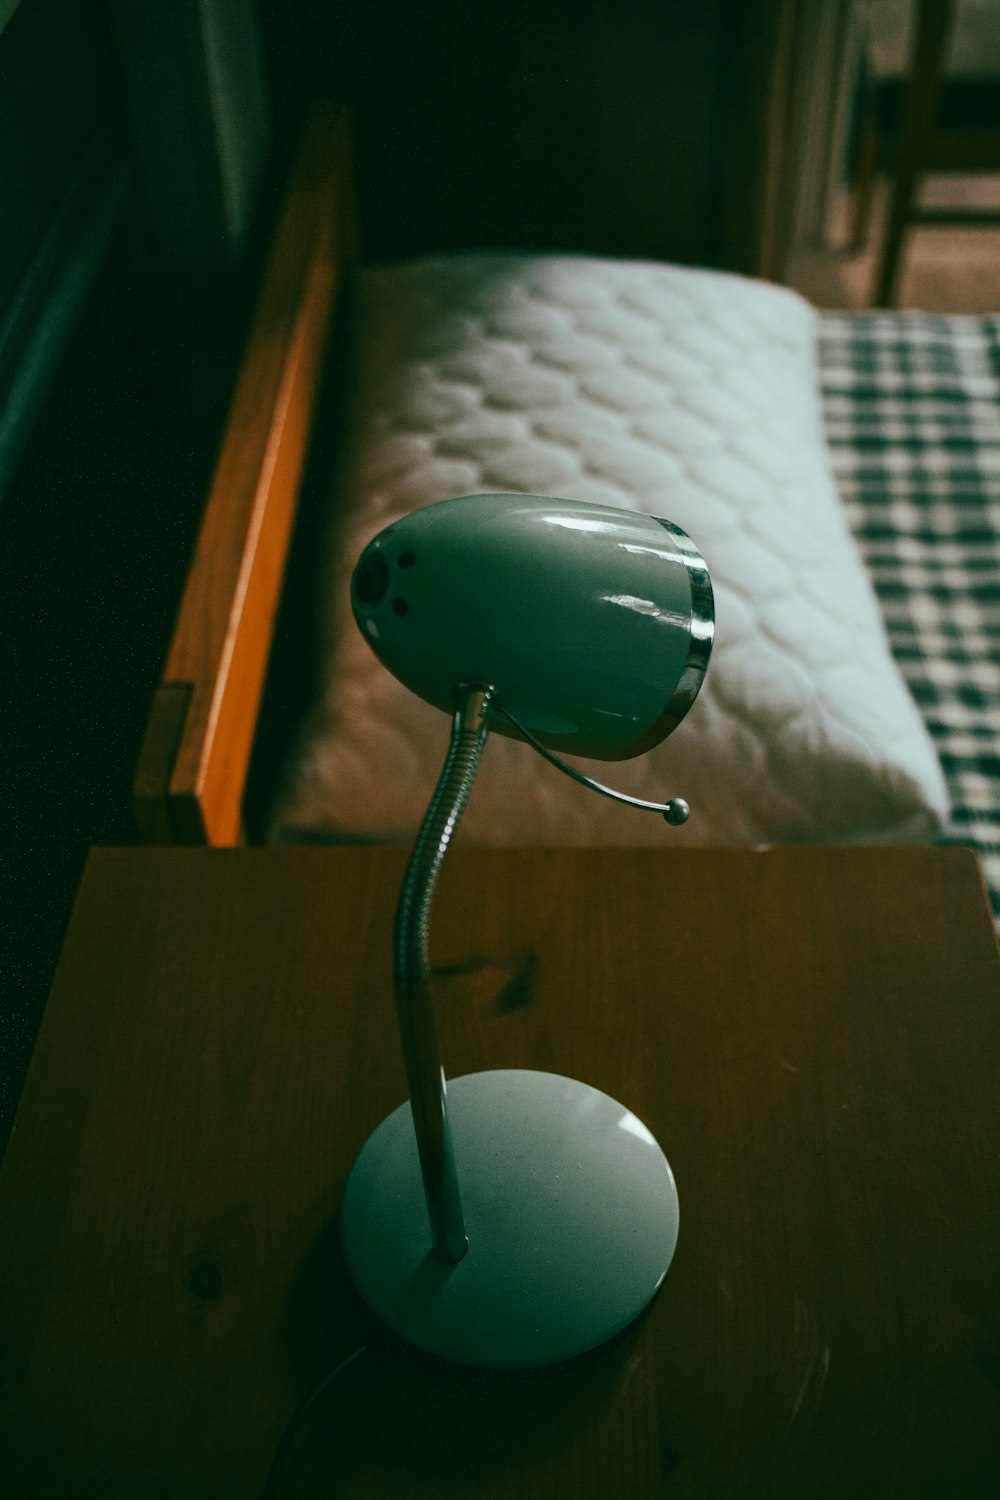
[819, 312, 1000, 924]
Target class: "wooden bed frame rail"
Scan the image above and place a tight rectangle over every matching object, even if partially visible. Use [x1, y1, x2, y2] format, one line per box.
[133, 104, 351, 845]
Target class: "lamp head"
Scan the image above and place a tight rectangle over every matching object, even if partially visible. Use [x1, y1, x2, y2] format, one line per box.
[352, 492, 713, 761]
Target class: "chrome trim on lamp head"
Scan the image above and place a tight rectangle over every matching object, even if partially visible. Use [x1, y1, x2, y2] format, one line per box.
[646, 518, 715, 741]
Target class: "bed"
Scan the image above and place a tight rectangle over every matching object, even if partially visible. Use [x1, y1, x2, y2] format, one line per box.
[133, 108, 1000, 929]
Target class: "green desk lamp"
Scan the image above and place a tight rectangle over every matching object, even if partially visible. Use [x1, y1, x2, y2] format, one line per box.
[339, 493, 714, 1368]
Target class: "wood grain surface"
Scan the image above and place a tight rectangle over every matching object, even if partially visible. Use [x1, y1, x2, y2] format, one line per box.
[1, 845, 998, 1497]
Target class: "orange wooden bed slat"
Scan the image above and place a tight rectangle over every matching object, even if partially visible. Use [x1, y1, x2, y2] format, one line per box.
[134, 104, 352, 845]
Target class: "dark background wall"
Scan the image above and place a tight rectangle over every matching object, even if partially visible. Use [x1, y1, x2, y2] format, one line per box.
[264, 0, 798, 274]
[0, 0, 798, 1146]
[0, 0, 271, 1143]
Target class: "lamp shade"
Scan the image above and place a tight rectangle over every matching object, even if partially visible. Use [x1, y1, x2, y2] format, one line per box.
[352, 493, 713, 760]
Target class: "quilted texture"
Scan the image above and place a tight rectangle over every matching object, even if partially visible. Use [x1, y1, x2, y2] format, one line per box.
[269, 254, 949, 847]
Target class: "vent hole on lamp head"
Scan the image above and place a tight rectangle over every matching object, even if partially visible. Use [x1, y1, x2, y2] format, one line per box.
[355, 552, 390, 606]
[398, 551, 416, 569]
[392, 597, 410, 616]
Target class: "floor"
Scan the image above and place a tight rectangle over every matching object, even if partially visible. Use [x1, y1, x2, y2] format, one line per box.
[787, 173, 1000, 314]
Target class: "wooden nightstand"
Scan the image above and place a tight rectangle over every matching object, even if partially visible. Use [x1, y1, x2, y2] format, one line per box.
[1, 845, 998, 1497]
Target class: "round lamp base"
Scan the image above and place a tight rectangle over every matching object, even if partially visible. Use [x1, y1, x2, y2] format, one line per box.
[339, 1069, 679, 1369]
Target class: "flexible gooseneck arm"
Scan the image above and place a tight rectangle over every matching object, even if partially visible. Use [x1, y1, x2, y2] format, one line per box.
[392, 683, 495, 1263]
[392, 679, 694, 1263]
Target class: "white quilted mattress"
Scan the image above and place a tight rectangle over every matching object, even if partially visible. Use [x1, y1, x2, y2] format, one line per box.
[268, 254, 949, 847]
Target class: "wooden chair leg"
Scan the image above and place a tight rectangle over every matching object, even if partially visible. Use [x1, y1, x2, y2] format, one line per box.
[849, 93, 880, 253]
[873, 0, 954, 306]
